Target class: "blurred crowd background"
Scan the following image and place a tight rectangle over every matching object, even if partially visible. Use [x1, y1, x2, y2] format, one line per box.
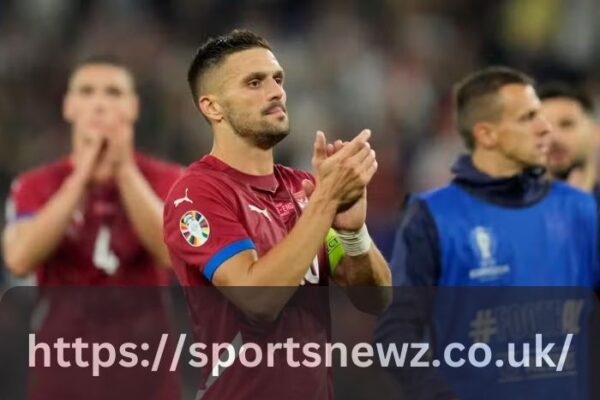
[3, 0, 600, 286]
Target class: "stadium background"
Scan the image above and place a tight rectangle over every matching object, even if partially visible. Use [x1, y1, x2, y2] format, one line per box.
[2, 0, 600, 282]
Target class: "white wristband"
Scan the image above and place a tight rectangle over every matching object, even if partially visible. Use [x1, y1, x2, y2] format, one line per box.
[335, 225, 372, 256]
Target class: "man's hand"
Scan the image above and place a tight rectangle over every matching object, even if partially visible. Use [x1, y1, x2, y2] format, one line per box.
[303, 179, 368, 232]
[71, 111, 136, 183]
[306, 131, 377, 231]
[306, 130, 390, 313]
[105, 118, 136, 175]
[71, 127, 105, 185]
[309, 129, 377, 213]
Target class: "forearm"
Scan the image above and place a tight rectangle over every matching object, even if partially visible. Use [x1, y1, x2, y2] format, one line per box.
[215, 193, 337, 322]
[246, 194, 337, 286]
[115, 164, 171, 267]
[334, 243, 392, 314]
[2, 175, 86, 276]
[339, 244, 390, 286]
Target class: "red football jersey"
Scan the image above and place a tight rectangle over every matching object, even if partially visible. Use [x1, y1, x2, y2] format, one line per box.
[7, 153, 184, 399]
[7, 153, 183, 285]
[163, 155, 333, 400]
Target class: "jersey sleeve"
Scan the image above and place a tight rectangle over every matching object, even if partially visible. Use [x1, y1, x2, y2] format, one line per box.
[163, 175, 255, 281]
[390, 197, 441, 286]
[5, 175, 46, 224]
[144, 161, 185, 201]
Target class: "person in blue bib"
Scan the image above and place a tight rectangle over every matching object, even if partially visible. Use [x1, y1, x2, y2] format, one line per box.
[376, 67, 600, 400]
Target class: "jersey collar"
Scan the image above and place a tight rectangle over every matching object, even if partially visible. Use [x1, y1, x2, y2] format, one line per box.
[199, 155, 279, 193]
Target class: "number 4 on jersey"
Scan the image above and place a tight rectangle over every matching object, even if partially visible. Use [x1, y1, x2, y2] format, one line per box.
[92, 225, 120, 275]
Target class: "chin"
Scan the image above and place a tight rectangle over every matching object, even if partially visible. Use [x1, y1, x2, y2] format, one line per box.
[92, 167, 115, 184]
[270, 119, 289, 132]
[530, 154, 548, 167]
[251, 130, 289, 150]
[547, 163, 569, 174]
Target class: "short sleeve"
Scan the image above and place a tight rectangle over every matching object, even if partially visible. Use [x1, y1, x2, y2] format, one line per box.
[163, 175, 255, 281]
[141, 158, 185, 201]
[5, 177, 45, 224]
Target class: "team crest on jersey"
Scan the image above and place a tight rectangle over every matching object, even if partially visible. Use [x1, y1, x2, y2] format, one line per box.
[180, 210, 210, 247]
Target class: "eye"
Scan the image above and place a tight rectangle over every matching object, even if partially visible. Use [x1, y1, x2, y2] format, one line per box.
[107, 87, 124, 97]
[520, 110, 536, 122]
[77, 86, 94, 96]
[274, 76, 283, 85]
[248, 79, 261, 88]
[559, 119, 575, 129]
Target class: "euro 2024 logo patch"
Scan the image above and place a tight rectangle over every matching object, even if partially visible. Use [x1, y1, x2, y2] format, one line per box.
[468, 226, 510, 280]
[180, 210, 210, 247]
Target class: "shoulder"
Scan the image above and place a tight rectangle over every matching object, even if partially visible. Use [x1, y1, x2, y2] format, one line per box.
[413, 184, 461, 215]
[275, 164, 313, 182]
[275, 164, 315, 184]
[550, 180, 594, 198]
[133, 153, 185, 199]
[174, 159, 237, 191]
[11, 159, 70, 193]
[165, 160, 238, 207]
[550, 180, 595, 204]
[415, 183, 457, 202]
[399, 195, 437, 231]
[135, 153, 184, 177]
[549, 181, 596, 214]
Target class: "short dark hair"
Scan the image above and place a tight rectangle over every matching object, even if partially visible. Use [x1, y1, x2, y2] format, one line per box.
[70, 54, 136, 90]
[453, 66, 535, 150]
[187, 29, 272, 103]
[537, 81, 594, 114]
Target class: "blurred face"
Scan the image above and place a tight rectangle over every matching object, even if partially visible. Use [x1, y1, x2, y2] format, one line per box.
[493, 84, 551, 169]
[212, 48, 289, 149]
[541, 98, 594, 179]
[63, 64, 139, 156]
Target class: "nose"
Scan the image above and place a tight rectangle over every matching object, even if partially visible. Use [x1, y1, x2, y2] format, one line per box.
[89, 93, 110, 116]
[266, 77, 285, 102]
[536, 115, 552, 137]
[545, 120, 558, 142]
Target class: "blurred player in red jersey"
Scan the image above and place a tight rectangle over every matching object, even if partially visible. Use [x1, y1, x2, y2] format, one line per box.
[163, 30, 391, 399]
[3, 55, 182, 283]
[2, 56, 182, 399]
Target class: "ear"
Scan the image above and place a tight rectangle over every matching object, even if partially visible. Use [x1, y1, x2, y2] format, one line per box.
[472, 121, 498, 149]
[199, 95, 224, 123]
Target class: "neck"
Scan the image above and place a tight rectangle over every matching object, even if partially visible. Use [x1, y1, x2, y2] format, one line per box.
[573, 159, 597, 192]
[210, 127, 274, 175]
[584, 160, 597, 191]
[471, 148, 523, 178]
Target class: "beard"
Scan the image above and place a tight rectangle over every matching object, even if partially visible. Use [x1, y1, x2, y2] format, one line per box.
[231, 120, 290, 150]
[550, 158, 586, 181]
[224, 103, 290, 150]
